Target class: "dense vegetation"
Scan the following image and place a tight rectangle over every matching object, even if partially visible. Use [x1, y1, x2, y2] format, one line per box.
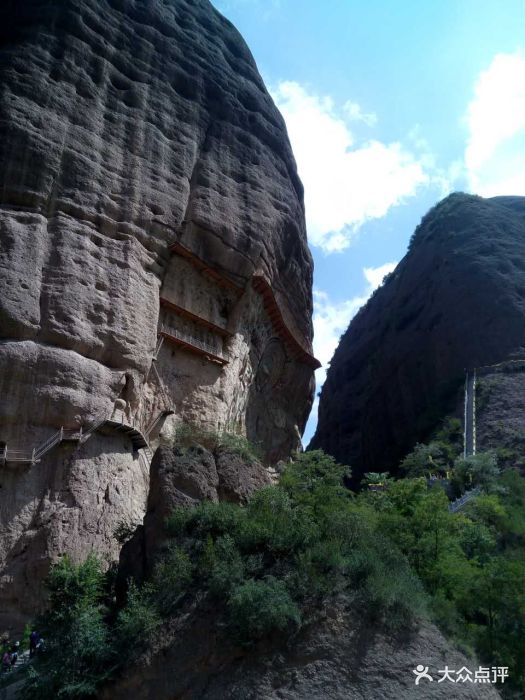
[363, 469, 525, 693]
[18, 436, 525, 698]
[173, 422, 263, 461]
[376, 418, 525, 695]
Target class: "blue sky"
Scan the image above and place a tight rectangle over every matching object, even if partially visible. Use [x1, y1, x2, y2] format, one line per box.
[212, 0, 525, 443]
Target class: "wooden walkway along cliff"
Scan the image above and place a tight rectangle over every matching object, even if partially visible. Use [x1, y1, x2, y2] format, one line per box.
[1, 323, 175, 470]
[159, 324, 228, 365]
[252, 275, 321, 370]
[0, 408, 173, 469]
[159, 297, 232, 338]
[169, 241, 244, 295]
[167, 238, 321, 370]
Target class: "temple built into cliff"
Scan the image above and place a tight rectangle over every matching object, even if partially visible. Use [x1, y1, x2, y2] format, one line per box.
[0, 0, 321, 630]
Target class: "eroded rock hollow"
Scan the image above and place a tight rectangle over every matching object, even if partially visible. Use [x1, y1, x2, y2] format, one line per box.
[0, 0, 317, 628]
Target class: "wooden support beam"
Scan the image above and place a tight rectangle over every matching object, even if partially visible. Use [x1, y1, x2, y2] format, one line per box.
[169, 241, 244, 295]
[160, 327, 228, 366]
[159, 297, 232, 337]
[252, 275, 321, 370]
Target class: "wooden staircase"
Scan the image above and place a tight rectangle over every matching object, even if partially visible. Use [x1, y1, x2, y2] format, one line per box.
[1, 331, 175, 470]
[0, 427, 83, 466]
[99, 419, 149, 449]
[0, 409, 173, 470]
[449, 487, 481, 513]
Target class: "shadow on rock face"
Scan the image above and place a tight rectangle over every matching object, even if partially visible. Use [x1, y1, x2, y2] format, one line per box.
[116, 442, 273, 595]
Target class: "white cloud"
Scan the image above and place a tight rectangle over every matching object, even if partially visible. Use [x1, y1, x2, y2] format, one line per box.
[343, 100, 377, 127]
[465, 51, 525, 196]
[303, 261, 397, 444]
[363, 261, 397, 290]
[312, 290, 364, 378]
[312, 261, 397, 385]
[272, 81, 431, 252]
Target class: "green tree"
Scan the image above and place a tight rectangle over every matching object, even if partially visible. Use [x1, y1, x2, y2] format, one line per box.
[468, 557, 525, 667]
[399, 442, 449, 478]
[280, 450, 352, 517]
[21, 555, 116, 699]
[453, 452, 500, 494]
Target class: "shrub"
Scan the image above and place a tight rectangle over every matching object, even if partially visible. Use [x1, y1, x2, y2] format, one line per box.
[175, 500, 246, 539]
[242, 487, 318, 554]
[20, 555, 116, 700]
[280, 449, 351, 515]
[173, 422, 220, 451]
[202, 535, 245, 595]
[399, 442, 450, 478]
[228, 577, 301, 642]
[114, 521, 138, 545]
[115, 582, 161, 660]
[362, 540, 427, 630]
[362, 471, 390, 487]
[173, 423, 262, 461]
[453, 452, 500, 494]
[156, 451, 427, 643]
[151, 546, 194, 615]
[46, 553, 105, 614]
[21, 450, 442, 699]
[434, 416, 463, 447]
[218, 432, 262, 461]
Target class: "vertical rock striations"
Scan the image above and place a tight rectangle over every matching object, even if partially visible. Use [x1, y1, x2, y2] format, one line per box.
[312, 193, 525, 481]
[0, 0, 317, 628]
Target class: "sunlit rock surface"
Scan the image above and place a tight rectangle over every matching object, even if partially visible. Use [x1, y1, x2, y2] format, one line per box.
[0, 0, 316, 628]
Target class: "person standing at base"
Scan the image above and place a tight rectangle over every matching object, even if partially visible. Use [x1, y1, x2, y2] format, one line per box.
[2, 649, 11, 673]
[29, 630, 40, 658]
[10, 641, 19, 668]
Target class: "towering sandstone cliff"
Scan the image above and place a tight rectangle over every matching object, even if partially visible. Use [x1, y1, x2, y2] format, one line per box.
[312, 193, 525, 480]
[0, 0, 317, 628]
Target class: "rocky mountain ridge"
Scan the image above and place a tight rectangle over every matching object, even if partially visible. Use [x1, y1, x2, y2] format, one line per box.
[0, 0, 316, 629]
[312, 193, 525, 479]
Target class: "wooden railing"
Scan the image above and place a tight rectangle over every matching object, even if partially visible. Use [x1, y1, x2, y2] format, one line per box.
[160, 324, 228, 365]
[160, 297, 232, 337]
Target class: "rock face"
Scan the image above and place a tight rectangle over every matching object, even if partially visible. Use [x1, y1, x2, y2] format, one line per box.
[312, 193, 525, 480]
[101, 598, 500, 700]
[0, 0, 316, 629]
[474, 362, 525, 467]
[117, 443, 273, 587]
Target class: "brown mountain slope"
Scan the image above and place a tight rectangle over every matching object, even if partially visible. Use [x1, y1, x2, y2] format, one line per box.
[312, 193, 525, 480]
